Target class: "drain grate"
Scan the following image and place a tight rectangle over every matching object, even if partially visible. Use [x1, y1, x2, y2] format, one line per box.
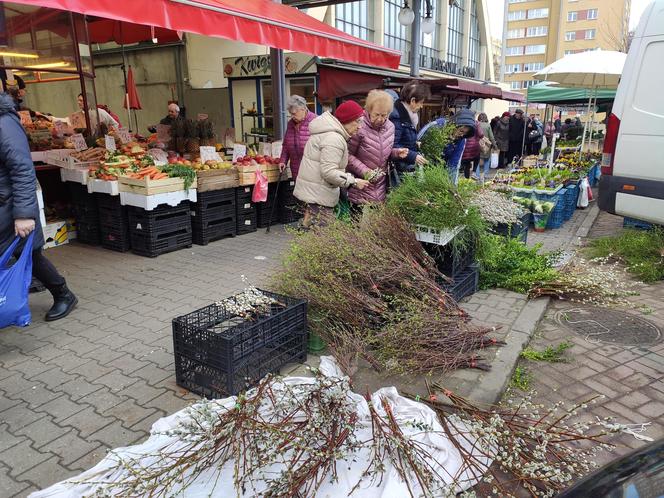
[555, 307, 662, 346]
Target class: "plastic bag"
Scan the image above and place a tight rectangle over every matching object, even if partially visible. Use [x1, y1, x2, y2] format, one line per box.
[490, 152, 499, 169]
[577, 177, 590, 208]
[0, 233, 34, 329]
[252, 169, 268, 203]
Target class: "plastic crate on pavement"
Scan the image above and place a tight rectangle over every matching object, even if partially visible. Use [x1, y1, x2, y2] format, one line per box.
[237, 212, 257, 235]
[130, 226, 192, 257]
[491, 211, 530, 242]
[172, 290, 307, 397]
[191, 189, 236, 245]
[128, 201, 191, 234]
[546, 190, 567, 229]
[424, 241, 476, 279]
[97, 195, 131, 252]
[563, 183, 579, 221]
[439, 263, 479, 302]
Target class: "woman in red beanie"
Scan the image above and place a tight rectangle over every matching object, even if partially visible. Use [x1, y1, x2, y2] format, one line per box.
[294, 100, 369, 228]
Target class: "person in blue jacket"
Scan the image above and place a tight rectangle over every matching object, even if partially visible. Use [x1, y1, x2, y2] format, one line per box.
[389, 81, 430, 184]
[0, 92, 77, 322]
[418, 108, 476, 184]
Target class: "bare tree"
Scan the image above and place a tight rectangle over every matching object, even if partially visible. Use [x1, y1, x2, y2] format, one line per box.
[601, 4, 632, 52]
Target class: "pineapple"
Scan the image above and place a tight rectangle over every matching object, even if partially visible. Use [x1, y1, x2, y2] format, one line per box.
[199, 119, 215, 147]
[185, 119, 200, 153]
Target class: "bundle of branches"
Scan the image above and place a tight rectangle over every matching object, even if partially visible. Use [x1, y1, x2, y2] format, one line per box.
[386, 165, 488, 255]
[273, 207, 498, 374]
[528, 258, 638, 306]
[410, 383, 621, 497]
[420, 121, 457, 162]
[471, 188, 526, 226]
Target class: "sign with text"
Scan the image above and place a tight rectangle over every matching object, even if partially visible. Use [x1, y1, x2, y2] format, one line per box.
[156, 124, 171, 142]
[104, 135, 116, 152]
[117, 128, 131, 144]
[199, 146, 222, 163]
[232, 144, 247, 162]
[71, 133, 88, 151]
[147, 148, 168, 166]
[270, 140, 283, 161]
[69, 112, 87, 129]
[53, 120, 73, 137]
[18, 110, 32, 126]
[222, 53, 314, 78]
[258, 142, 272, 157]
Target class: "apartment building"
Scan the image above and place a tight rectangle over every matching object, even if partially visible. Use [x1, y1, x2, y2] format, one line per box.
[501, 0, 630, 93]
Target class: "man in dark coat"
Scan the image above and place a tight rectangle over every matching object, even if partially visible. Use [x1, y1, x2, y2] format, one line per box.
[507, 109, 526, 166]
[0, 92, 77, 322]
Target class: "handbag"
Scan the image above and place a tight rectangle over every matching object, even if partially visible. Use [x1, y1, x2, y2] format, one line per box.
[479, 136, 492, 156]
[0, 232, 34, 328]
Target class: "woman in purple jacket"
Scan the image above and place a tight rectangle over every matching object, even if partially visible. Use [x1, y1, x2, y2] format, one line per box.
[279, 95, 316, 180]
[346, 90, 409, 208]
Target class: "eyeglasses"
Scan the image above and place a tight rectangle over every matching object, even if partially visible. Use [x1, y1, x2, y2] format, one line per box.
[369, 112, 389, 120]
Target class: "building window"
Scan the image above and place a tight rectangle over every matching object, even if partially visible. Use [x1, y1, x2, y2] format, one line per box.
[528, 8, 549, 19]
[468, 0, 480, 75]
[336, 1, 371, 40]
[587, 9, 598, 20]
[506, 46, 524, 56]
[523, 80, 537, 88]
[585, 29, 596, 39]
[507, 10, 526, 21]
[526, 26, 548, 37]
[567, 11, 577, 21]
[525, 44, 546, 54]
[511, 81, 521, 90]
[565, 31, 576, 41]
[565, 49, 576, 55]
[523, 62, 544, 72]
[507, 29, 523, 39]
[420, 0, 441, 65]
[447, 0, 464, 66]
[384, 0, 409, 64]
[505, 63, 521, 73]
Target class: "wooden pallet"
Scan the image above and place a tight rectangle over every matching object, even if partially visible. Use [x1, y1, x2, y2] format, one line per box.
[197, 168, 239, 192]
[118, 175, 197, 195]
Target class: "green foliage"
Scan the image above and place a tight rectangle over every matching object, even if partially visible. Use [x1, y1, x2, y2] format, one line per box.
[386, 165, 488, 254]
[477, 235, 557, 293]
[420, 122, 456, 162]
[160, 163, 196, 190]
[585, 228, 664, 283]
[520, 342, 572, 362]
[510, 366, 532, 391]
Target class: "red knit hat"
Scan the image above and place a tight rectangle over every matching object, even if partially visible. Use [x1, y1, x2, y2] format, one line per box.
[502, 111, 511, 118]
[334, 100, 364, 124]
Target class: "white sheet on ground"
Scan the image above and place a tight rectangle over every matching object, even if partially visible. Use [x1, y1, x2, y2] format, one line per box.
[30, 356, 491, 497]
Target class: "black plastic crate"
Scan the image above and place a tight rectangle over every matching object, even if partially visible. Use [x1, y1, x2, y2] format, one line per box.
[172, 289, 307, 397]
[128, 202, 191, 234]
[75, 220, 101, 245]
[99, 207, 131, 252]
[191, 189, 236, 223]
[424, 242, 476, 278]
[67, 183, 90, 203]
[236, 185, 254, 204]
[491, 212, 530, 242]
[130, 226, 192, 257]
[279, 204, 302, 224]
[256, 207, 281, 228]
[96, 193, 121, 210]
[237, 212, 257, 234]
[440, 263, 479, 302]
[192, 216, 236, 245]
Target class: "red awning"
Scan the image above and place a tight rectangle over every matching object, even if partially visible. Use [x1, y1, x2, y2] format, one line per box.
[501, 90, 526, 103]
[88, 19, 182, 45]
[11, 0, 401, 69]
[317, 66, 385, 101]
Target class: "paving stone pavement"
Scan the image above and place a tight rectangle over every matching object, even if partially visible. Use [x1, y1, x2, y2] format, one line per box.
[505, 211, 664, 473]
[0, 226, 293, 497]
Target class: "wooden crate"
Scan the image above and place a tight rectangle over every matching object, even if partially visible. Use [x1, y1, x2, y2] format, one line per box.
[118, 175, 197, 195]
[237, 164, 289, 186]
[197, 168, 239, 192]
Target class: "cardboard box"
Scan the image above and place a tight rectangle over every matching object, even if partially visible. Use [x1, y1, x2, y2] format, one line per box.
[43, 220, 69, 249]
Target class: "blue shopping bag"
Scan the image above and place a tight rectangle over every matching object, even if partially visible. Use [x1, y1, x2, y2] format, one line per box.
[0, 232, 34, 328]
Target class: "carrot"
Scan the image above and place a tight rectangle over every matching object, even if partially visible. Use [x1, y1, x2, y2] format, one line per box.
[152, 173, 169, 180]
[137, 166, 158, 175]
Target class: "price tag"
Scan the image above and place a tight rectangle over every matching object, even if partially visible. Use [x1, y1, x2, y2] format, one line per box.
[259, 142, 272, 157]
[200, 146, 222, 163]
[104, 135, 116, 152]
[270, 140, 283, 161]
[69, 112, 87, 129]
[18, 110, 32, 126]
[156, 124, 171, 142]
[71, 133, 88, 151]
[53, 120, 69, 137]
[232, 144, 247, 163]
[148, 148, 168, 166]
[117, 128, 131, 144]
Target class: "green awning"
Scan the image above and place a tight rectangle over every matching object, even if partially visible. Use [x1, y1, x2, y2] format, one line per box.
[526, 81, 616, 104]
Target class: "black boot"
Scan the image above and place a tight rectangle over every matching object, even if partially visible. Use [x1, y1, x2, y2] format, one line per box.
[45, 284, 78, 321]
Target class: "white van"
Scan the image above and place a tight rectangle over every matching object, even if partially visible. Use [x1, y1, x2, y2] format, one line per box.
[598, 0, 664, 224]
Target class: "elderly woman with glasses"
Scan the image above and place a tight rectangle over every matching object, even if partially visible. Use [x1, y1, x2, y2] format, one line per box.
[279, 95, 316, 179]
[346, 89, 409, 208]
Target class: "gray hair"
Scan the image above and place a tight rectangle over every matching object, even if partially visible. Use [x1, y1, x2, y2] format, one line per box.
[168, 103, 180, 113]
[286, 95, 308, 112]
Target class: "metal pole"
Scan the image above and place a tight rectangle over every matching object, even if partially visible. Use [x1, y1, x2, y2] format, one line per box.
[270, 48, 287, 140]
[409, 0, 421, 77]
[519, 97, 529, 166]
[580, 74, 596, 156]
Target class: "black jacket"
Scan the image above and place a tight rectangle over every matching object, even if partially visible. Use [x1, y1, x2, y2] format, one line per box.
[508, 115, 526, 143]
[0, 93, 43, 256]
[389, 100, 418, 173]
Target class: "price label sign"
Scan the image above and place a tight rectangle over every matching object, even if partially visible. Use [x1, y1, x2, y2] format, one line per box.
[148, 148, 168, 166]
[53, 120, 70, 137]
[18, 110, 32, 126]
[69, 112, 87, 129]
[200, 146, 222, 163]
[156, 124, 171, 142]
[232, 144, 247, 163]
[104, 135, 116, 152]
[270, 140, 283, 161]
[71, 133, 88, 151]
[117, 128, 131, 144]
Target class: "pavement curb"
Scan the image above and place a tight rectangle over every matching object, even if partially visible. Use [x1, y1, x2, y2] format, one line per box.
[568, 203, 600, 249]
[467, 296, 550, 405]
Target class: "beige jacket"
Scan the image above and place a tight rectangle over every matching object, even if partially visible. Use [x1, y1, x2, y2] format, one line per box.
[294, 112, 356, 208]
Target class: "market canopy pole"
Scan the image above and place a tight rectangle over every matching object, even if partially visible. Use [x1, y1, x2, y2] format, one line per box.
[409, 0, 421, 77]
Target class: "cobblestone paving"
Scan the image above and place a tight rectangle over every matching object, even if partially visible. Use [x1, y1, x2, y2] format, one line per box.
[505, 211, 664, 471]
[0, 227, 292, 497]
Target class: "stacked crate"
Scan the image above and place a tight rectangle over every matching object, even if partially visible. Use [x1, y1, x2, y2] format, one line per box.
[235, 186, 257, 234]
[255, 182, 281, 228]
[97, 194, 131, 252]
[277, 180, 301, 224]
[128, 201, 192, 257]
[68, 183, 100, 245]
[191, 189, 236, 245]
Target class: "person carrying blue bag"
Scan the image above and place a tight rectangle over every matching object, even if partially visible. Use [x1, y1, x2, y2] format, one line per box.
[0, 91, 77, 325]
